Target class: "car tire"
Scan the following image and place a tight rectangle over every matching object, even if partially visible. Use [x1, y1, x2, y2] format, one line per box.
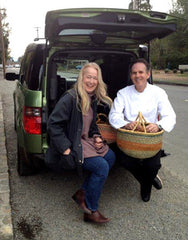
[17, 144, 37, 176]
[14, 102, 17, 131]
[13, 93, 17, 131]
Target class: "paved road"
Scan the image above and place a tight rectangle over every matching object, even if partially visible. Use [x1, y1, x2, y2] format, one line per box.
[160, 84, 188, 184]
[0, 76, 188, 240]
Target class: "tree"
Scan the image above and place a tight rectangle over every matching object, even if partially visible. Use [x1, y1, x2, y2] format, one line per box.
[150, 0, 188, 69]
[172, 0, 188, 14]
[129, 0, 152, 11]
[0, 9, 10, 64]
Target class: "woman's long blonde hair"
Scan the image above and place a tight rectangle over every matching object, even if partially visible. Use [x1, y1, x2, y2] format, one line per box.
[74, 62, 112, 115]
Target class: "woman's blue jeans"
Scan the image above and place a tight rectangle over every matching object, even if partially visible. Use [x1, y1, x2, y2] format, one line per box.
[82, 148, 116, 212]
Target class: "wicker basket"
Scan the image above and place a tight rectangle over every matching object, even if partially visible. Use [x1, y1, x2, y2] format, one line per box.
[97, 113, 117, 144]
[116, 112, 164, 159]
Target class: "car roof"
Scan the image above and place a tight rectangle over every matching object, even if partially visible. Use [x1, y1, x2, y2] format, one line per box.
[45, 8, 177, 49]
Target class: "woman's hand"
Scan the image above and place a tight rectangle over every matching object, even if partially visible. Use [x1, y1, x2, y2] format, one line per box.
[94, 136, 104, 150]
[63, 148, 71, 155]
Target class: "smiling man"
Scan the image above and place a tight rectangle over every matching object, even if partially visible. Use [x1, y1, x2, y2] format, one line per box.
[109, 58, 176, 202]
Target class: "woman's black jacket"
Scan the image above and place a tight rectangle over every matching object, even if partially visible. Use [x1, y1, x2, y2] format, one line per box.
[46, 89, 100, 172]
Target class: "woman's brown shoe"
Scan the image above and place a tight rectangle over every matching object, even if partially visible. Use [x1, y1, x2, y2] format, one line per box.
[72, 189, 91, 214]
[84, 210, 110, 223]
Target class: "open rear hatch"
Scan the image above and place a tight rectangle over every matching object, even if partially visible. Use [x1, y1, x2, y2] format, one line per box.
[45, 8, 177, 49]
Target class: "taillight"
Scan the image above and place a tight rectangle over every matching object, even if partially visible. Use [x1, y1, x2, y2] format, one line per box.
[23, 106, 41, 134]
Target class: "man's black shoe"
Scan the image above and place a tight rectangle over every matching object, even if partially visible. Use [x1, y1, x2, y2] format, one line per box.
[152, 175, 163, 190]
[141, 186, 151, 202]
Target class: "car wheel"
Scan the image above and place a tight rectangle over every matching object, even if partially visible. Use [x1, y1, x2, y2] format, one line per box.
[13, 94, 17, 131]
[14, 103, 17, 131]
[17, 144, 37, 176]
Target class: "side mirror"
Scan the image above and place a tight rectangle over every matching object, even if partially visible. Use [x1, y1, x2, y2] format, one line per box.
[5, 72, 19, 81]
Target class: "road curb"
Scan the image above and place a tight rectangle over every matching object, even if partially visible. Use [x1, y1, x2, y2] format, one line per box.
[0, 94, 13, 240]
[153, 80, 188, 87]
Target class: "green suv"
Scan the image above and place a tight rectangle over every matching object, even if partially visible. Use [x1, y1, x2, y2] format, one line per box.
[6, 8, 177, 175]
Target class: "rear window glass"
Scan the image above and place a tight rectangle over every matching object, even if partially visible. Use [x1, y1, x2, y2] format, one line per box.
[56, 59, 88, 82]
[47, 51, 135, 108]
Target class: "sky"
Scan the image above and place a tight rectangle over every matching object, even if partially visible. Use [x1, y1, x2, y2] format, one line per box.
[1, 0, 175, 61]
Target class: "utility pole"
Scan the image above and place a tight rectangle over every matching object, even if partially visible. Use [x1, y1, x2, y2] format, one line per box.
[34, 26, 40, 40]
[0, 8, 6, 78]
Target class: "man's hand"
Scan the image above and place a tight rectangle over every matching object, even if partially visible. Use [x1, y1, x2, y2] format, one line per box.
[146, 123, 159, 133]
[125, 122, 160, 133]
[124, 121, 137, 130]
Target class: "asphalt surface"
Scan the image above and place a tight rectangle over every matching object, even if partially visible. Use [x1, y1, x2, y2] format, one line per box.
[0, 72, 188, 240]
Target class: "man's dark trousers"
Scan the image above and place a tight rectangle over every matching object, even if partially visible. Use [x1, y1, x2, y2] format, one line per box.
[120, 150, 162, 193]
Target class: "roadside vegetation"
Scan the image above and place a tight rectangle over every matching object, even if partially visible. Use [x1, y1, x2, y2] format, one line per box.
[150, 0, 188, 70]
[152, 69, 188, 85]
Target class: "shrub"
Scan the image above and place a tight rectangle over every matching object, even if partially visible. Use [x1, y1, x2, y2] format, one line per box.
[164, 68, 169, 73]
[173, 69, 177, 73]
[180, 69, 184, 74]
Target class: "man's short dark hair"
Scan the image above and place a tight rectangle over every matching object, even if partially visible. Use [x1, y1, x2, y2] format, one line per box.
[130, 58, 151, 73]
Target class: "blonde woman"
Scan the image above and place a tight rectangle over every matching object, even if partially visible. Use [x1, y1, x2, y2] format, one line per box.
[47, 62, 116, 223]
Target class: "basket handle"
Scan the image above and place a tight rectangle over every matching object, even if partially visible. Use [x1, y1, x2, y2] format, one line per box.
[96, 113, 109, 124]
[132, 112, 148, 133]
